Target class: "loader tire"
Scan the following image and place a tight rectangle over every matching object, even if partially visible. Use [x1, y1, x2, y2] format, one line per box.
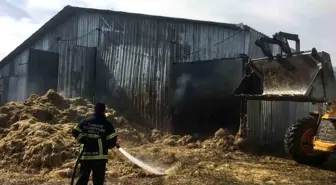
[284, 116, 330, 166]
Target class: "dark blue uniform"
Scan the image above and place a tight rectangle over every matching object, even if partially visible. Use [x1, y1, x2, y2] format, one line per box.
[72, 112, 118, 185]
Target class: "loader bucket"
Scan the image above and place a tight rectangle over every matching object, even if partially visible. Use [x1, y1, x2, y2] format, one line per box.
[233, 51, 336, 102]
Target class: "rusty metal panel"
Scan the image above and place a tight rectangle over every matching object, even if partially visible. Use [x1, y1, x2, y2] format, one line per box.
[57, 43, 96, 100]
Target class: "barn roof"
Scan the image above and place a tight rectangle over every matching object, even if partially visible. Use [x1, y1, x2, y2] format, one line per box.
[0, 5, 254, 66]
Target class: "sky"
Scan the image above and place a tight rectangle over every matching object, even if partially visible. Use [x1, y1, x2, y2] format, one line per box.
[0, 0, 335, 64]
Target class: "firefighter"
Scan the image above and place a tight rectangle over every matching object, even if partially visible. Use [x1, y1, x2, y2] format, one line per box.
[72, 102, 118, 185]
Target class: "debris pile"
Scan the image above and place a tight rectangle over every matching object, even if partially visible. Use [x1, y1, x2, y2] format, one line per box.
[0, 90, 335, 185]
[0, 90, 90, 128]
[156, 128, 246, 152]
[0, 89, 244, 176]
[0, 121, 77, 172]
[0, 90, 151, 173]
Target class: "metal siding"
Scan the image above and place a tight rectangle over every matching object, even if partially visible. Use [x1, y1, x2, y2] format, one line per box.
[175, 24, 246, 63]
[0, 76, 9, 105]
[95, 15, 164, 129]
[3, 64, 9, 77]
[247, 100, 319, 146]
[24, 12, 99, 100]
[1, 49, 29, 102]
[1, 10, 297, 139]
[31, 14, 95, 52]
[8, 77, 18, 102]
[246, 100, 261, 143]
[15, 50, 29, 101]
[76, 13, 99, 47]
[94, 13, 248, 131]
[57, 43, 96, 100]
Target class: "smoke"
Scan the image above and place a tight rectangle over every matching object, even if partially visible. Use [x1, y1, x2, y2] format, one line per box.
[57, 90, 66, 97]
[173, 73, 192, 106]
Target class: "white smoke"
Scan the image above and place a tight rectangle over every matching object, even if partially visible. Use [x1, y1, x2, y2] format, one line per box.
[173, 73, 191, 105]
[57, 90, 66, 97]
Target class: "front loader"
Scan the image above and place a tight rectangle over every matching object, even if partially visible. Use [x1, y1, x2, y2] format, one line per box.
[233, 31, 336, 166]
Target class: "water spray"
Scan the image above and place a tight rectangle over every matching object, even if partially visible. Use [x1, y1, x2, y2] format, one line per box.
[115, 144, 168, 175]
[71, 143, 170, 185]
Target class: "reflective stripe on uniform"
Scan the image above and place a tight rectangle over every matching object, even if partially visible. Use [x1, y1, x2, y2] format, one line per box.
[80, 155, 108, 160]
[77, 133, 100, 141]
[79, 144, 84, 153]
[73, 125, 83, 132]
[106, 132, 117, 140]
[85, 133, 100, 138]
[98, 138, 103, 155]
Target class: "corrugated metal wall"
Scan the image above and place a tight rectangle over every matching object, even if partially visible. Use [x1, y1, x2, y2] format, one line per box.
[1, 13, 100, 102]
[0, 9, 316, 145]
[94, 13, 250, 131]
[1, 49, 29, 102]
[247, 101, 318, 148]
[57, 43, 96, 100]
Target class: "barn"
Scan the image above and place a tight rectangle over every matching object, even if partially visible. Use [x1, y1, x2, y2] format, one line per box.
[0, 5, 318, 149]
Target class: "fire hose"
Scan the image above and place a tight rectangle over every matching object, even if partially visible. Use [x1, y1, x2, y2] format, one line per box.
[70, 143, 120, 185]
[70, 140, 168, 184]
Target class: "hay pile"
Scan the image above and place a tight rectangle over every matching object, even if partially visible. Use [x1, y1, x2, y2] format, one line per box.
[0, 90, 151, 173]
[0, 89, 245, 180]
[0, 90, 91, 128]
[0, 90, 134, 128]
[156, 128, 246, 152]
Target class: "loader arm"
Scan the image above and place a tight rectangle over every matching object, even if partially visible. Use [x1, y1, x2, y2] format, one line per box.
[233, 32, 336, 104]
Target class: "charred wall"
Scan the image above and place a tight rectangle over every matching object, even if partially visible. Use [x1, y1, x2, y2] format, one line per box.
[171, 58, 245, 135]
[27, 49, 59, 96]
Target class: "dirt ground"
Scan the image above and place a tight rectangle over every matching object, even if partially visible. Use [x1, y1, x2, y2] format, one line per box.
[0, 149, 335, 185]
[0, 90, 335, 185]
